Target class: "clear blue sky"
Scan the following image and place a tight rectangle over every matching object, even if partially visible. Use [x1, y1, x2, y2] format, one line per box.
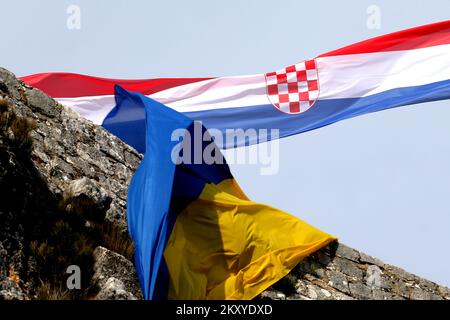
[1, 0, 449, 286]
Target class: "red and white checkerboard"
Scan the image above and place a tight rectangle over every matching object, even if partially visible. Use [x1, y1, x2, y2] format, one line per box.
[265, 59, 319, 114]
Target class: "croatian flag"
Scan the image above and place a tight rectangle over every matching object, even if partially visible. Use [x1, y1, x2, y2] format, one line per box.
[22, 20, 450, 151]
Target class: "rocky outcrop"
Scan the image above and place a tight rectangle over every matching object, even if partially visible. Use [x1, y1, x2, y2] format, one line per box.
[0, 67, 448, 300]
[261, 242, 450, 300]
[0, 67, 141, 299]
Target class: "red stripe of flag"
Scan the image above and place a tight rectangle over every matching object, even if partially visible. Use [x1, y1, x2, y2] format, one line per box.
[20, 72, 211, 98]
[320, 20, 450, 57]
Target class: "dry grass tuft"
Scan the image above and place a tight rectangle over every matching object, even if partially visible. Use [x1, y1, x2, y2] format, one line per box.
[100, 223, 134, 261]
[8, 265, 20, 286]
[35, 279, 73, 300]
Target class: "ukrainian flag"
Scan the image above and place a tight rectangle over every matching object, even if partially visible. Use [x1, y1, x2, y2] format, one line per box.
[118, 86, 335, 300]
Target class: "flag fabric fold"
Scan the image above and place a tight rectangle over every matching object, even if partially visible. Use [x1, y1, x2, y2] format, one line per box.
[121, 86, 335, 299]
[21, 20, 450, 151]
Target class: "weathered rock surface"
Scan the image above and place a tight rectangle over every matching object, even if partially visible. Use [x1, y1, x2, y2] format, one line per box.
[261, 242, 450, 300]
[0, 67, 449, 300]
[1, 68, 141, 229]
[0, 67, 141, 300]
[91, 246, 142, 300]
